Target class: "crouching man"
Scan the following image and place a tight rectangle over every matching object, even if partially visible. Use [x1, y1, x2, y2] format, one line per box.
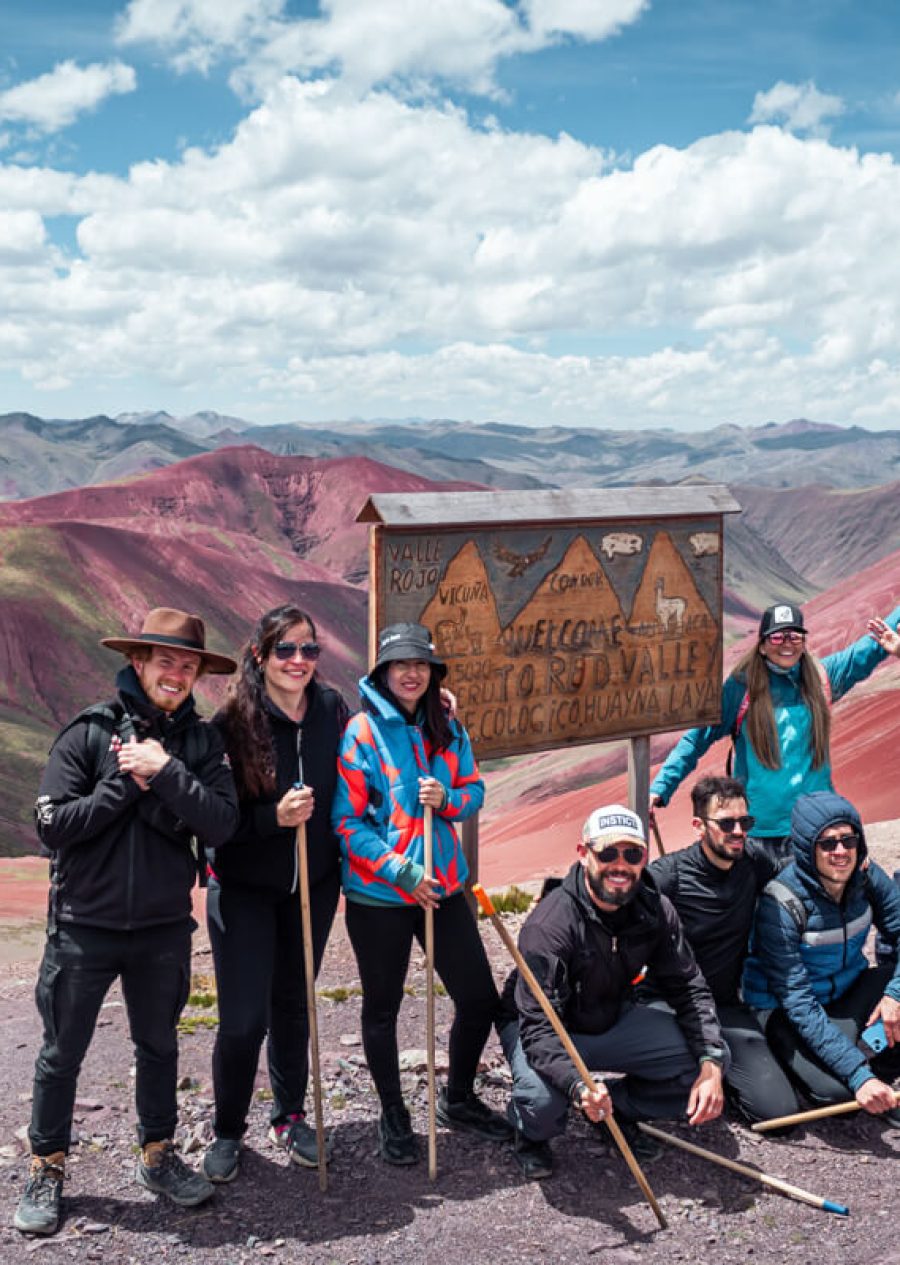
[14, 609, 238, 1237]
[499, 805, 727, 1179]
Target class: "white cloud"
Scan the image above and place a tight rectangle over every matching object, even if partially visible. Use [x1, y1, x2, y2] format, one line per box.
[116, 0, 286, 74]
[116, 0, 649, 95]
[749, 80, 845, 136]
[0, 61, 137, 133]
[523, 0, 649, 41]
[3, 80, 900, 426]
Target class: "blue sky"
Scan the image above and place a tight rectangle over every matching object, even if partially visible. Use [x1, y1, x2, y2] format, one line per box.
[2, 0, 900, 429]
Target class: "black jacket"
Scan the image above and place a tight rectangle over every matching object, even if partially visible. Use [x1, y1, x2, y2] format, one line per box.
[500, 863, 726, 1099]
[210, 679, 348, 894]
[34, 668, 238, 931]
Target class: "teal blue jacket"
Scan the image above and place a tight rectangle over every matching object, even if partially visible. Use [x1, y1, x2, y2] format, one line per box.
[649, 605, 900, 838]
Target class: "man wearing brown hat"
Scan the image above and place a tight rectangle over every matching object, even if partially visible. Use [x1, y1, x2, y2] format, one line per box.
[14, 610, 239, 1237]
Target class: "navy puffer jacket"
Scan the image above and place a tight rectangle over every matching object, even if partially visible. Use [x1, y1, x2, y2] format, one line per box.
[743, 791, 900, 1092]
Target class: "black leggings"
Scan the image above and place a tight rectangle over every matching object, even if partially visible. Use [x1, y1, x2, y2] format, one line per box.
[345, 893, 499, 1110]
[208, 873, 340, 1138]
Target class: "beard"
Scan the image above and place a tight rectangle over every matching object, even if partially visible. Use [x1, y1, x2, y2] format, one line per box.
[586, 867, 639, 907]
[703, 832, 744, 864]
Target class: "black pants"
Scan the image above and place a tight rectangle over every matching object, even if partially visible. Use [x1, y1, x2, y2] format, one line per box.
[29, 921, 192, 1155]
[765, 965, 900, 1104]
[717, 1001, 799, 1123]
[207, 872, 340, 1139]
[345, 892, 499, 1111]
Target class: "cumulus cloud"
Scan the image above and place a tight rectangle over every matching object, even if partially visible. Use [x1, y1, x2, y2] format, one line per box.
[749, 80, 845, 135]
[0, 61, 137, 133]
[116, 0, 286, 74]
[116, 0, 648, 95]
[3, 77, 900, 426]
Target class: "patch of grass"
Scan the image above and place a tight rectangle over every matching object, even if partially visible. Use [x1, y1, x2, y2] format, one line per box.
[329, 1093, 347, 1110]
[318, 985, 363, 1003]
[479, 885, 534, 917]
[178, 1014, 219, 1034]
[255, 1088, 274, 1102]
[187, 990, 217, 1009]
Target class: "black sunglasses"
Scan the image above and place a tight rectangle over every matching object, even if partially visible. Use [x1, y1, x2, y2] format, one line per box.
[591, 843, 646, 865]
[816, 832, 860, 852]
[704, 815, 755, 834]
[273, 641, 321, 662]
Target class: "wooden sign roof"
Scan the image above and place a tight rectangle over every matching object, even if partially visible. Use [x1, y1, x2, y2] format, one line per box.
[357, 485, 740, 527]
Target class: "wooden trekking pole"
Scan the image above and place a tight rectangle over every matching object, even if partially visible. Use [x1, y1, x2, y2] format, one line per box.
[648, 811, 666, 857]
[294, 786, 328, 1192]
[424, 803, 438, 1181]
[472, 883, 667, 1229]
[637, 1123, 849, 1216]
[752, 1090, 900, 1133]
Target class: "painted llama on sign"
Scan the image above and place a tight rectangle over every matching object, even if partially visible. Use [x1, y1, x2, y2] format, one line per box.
[655, 577, 686, 634]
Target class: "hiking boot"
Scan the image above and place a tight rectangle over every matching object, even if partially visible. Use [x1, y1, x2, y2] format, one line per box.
[619, 1121, 663, 1164]
[513, 1130, 553, 1180]
[136, 1140, 215, 1207]
[378, 1104, 419, 1166]
[268, 1113, 333, 1169]
[13, 1153, 65, 1236]
[436, 1088, 514, 1141]
[202, 1137, 241, 1183]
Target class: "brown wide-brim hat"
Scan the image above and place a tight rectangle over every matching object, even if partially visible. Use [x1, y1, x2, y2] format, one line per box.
[100, 607, 237, 675]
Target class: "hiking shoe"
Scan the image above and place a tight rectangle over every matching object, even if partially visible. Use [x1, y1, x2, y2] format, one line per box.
[436, 1088, 514, 1141]
[202, 1137, 241, 1183]
[268, 1113, 333, 1169]
[13, 1153, 65, 1236]
[513, 1130, 553, 1181]
[136, 1140, 215, 1207]
[619, 1122, 663, 1164]
[378, 1104, 419, 1166]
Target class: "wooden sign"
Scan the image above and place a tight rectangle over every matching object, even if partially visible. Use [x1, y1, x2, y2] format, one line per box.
[359, 489, 738, 761]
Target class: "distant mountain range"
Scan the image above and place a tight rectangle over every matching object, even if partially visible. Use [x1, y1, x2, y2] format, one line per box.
[5, 411, 900, 501]
[1, 413, 898, 860]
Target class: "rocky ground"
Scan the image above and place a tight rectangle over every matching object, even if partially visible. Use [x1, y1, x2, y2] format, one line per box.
[2, 825, 900, 1265]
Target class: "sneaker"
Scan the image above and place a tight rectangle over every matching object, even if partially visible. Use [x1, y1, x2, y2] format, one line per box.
[202, 1137, 241, 1183]
[436, 1088, 514, 1141]
[13, 1153, 65, 1236]
[378, 1104, 420, 1166]
[619, 1121, 663, 1164]
[136, 1140, 215, 1207]
[268, 1113, 333, 1169]
[513, 1130, 553, 1181]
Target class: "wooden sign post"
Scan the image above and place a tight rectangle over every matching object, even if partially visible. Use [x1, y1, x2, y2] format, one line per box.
[358, 486, 739, 868]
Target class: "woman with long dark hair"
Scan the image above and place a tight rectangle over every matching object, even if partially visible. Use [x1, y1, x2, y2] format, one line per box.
[650, 599, 900, 861]
[201, 604, 349, 1183]
[333, 622, 511, 1165]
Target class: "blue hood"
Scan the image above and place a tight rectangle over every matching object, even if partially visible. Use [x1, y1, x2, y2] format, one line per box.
[790, 790, 867, 886]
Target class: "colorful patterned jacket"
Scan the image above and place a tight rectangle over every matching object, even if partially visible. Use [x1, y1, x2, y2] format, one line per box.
[333, 676, 484, 906]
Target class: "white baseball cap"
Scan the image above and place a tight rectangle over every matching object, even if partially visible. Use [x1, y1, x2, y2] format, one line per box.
[581, 805, 646, 850]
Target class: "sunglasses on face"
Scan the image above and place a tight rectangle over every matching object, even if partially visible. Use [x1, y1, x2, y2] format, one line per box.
[591, 843, 646, 865]
[704, 814, 755, 834]
[816, 832, 860, 853]
[766, 631, 806, 645]
[273, 641, 321, 662]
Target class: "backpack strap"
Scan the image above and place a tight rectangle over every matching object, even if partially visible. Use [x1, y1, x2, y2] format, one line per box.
[762, 877, 808, 935]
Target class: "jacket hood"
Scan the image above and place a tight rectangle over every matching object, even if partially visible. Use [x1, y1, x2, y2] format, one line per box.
[790, 790, 867, 883]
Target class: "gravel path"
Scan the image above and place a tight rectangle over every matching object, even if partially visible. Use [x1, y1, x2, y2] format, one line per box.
[2, 823, 900, 1265]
